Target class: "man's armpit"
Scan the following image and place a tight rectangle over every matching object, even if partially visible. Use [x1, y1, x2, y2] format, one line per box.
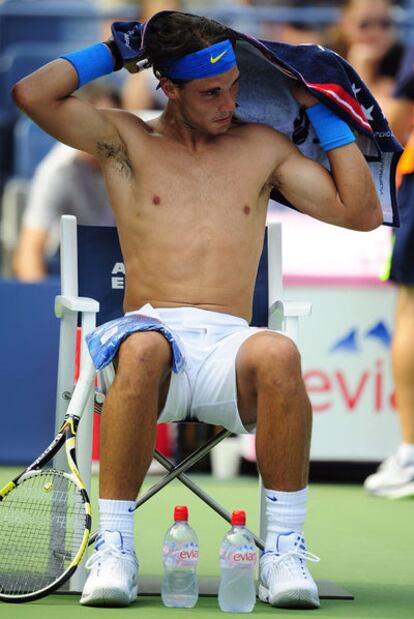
[97, 139, 133, 178]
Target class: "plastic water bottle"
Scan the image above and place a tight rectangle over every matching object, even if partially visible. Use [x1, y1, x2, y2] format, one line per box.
[218, 510, 257, 613]
[161, 505, 199, 608]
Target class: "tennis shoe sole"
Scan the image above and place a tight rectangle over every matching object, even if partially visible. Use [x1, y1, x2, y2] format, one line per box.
[368, 481, 414, 499]
[80, 583, 138, 607]
[258, 581, 320, 609]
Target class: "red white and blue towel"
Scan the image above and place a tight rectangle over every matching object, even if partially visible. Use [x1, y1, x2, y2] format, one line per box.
[112, 10, 402, 226]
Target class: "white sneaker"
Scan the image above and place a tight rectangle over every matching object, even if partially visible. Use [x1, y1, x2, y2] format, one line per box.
[80, 530, 138, 606]
[364, 454, 414, 498]
[259, 531, 320, 609]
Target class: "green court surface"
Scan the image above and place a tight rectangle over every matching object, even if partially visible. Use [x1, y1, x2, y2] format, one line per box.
[0, 467, 413, 618]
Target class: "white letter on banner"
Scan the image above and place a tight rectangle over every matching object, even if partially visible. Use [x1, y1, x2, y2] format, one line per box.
[112, 262, 125, 275]
[112, 276, 124, 289]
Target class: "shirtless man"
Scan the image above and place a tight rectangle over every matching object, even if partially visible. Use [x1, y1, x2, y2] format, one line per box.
[12, 12, 382, 610]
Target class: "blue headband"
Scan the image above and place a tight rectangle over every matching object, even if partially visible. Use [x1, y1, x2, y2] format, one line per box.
[159, 39, 237, 81]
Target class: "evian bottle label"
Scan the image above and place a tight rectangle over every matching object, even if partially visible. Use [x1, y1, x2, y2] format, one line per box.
[220, 543, 257, 569]
[163, 542, 199, 567]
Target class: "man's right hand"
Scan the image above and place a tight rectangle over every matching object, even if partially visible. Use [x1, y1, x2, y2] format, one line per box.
[111, 21, 145, 74]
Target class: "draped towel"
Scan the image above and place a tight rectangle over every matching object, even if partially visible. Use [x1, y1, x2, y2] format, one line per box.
[86, 308, 186, 373]
[112, 10, 402, 226]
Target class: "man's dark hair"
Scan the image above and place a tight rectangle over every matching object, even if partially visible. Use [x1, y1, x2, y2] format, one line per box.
[145, 12, 237, 83]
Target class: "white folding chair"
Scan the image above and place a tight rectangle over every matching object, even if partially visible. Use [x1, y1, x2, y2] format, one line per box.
[53, 214, 312, 593]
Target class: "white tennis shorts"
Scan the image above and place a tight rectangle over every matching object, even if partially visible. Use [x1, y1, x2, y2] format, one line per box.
[131, 304, 267, 434]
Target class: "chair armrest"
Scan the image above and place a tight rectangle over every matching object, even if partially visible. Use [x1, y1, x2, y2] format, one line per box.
[54, 294, 100, 318]
[270, 299, 312, 318]
[268, 300, 312, 343]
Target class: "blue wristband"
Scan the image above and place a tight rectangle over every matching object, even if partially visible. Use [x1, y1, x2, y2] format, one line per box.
[61, 43, 114, 89]
[305, 103, 356, 152]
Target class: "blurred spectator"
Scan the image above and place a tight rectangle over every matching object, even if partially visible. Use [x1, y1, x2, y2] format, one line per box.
[249, 0, 333, 4]
[258, 0, 329, 44]
[12, 83, 119, 282]
[263, 18, 327, 45]
[325, 0, 404, 112]
[276, 21, 326, 45]
[97, 0, 137, 10]
[364, 44, 414, 498]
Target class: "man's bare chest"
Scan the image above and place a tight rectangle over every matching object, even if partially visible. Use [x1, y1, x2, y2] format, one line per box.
[140, 142, 269, 207]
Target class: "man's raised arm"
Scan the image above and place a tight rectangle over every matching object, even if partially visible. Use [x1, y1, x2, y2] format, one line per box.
[274, 87, 383, 231]
[12, 42, 124, 157]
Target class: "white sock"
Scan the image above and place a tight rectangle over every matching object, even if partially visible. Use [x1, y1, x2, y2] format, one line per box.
[397, 443, 414, 467]
[98, 498, 136, 553]
[264, 486, 308, 552]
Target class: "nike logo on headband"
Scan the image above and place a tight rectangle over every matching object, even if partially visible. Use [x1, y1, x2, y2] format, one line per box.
[210, 49, 228, 64]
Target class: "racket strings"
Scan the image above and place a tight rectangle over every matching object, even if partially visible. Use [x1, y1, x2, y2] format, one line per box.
[0, 470, 87, 596]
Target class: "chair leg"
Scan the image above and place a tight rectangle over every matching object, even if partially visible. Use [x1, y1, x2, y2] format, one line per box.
[152, 449, 265, 551]
[65, 353, 96, 593]
[136, 428, 232, 505]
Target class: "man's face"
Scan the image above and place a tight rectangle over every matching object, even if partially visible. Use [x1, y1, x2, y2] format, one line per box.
[170, 65, 240, 136]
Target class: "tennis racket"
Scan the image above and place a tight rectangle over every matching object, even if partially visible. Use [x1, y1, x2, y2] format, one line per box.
[0, 413, 91, 603]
